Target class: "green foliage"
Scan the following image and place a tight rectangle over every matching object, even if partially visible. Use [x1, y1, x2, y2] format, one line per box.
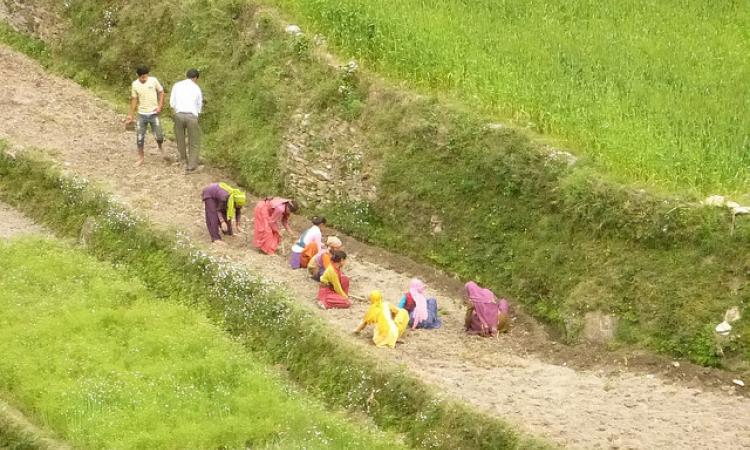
[314, 93, 748, 365]
[0, 238, 403, 449]
[271, 0, 750, 194]
[0, 22, 50, 65]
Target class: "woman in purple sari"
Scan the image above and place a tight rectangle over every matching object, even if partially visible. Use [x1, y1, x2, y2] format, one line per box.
[464, 281, 509, 337]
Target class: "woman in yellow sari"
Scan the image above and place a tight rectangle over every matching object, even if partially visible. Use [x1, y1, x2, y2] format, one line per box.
[353, 291, 409, 348]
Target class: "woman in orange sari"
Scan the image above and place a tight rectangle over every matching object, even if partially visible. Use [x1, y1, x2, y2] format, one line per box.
[252, 197, 298, 255]
[307, 236, 343, 281]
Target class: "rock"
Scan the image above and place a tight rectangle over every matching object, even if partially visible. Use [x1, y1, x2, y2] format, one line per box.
[703, 195, 726, 207]
[582, 311, 619, 344]
[486, 123, 506, 130]
[671, 361, 680, 368]
[78, 216, 97, 245]
[430, 215, 443, 235]
[310, 169, 332, 182]
[285, 24, 303, 35]
[715, 321, 732, 336]
[725, 306, 741, 323]
[286, 143, 301, 156]
[546, 147, 578, 167]
[733, 379, 745, 387]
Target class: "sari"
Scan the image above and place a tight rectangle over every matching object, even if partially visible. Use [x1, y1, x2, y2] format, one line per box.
[252, 197, 291, 254]
[308, 236, 342, 280]
[465, 281, 509, 337]
[361, 291, 409, 348]
[317, 264, 351, 309]
[398, 278, 441, 329]
[290, 224, 322, 269]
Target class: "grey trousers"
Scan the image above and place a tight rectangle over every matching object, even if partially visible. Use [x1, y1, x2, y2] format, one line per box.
[174, 112, 201, 170]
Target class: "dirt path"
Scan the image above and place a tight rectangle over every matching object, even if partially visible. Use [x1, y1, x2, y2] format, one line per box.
[0, 200, 48, 238]
[1, 45, 749, 449]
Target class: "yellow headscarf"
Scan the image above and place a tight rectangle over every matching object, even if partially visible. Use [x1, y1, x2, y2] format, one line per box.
[363, 291, 403, 348]
[219, 182, 246, 221]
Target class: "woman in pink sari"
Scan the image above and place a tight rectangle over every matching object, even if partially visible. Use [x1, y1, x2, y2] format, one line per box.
[464, 281, 509, 337]
[397, 278, 441, 329]
[252, 197, 298, 255]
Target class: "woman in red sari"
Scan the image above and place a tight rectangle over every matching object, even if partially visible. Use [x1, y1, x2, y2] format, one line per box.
[317, 250, 352, 309]
[252, 197, 298, 255]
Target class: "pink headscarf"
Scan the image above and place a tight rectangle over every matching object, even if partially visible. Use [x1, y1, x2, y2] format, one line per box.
[409, 278, 428, 329]
[268, 197, 291, 208]
[465, 281, 497, 304]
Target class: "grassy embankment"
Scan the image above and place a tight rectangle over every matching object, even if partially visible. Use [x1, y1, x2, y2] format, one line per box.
[0, 237, 405, 449]
[271, 0, 750, 194]
[1, 0, 748, 368]
[0, 146, 543, 449]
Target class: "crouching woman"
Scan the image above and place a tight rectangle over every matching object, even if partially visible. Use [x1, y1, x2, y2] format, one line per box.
[353, 291, 409, 348]
[201, 182, 246, 245]
[317, 250, 351, 309]
[464, 281, 509, 337]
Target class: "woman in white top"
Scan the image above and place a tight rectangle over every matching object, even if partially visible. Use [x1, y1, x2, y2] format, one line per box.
[289, 216, 326, 269]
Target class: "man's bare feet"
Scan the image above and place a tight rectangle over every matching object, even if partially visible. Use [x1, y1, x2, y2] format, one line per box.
[134, 158, 144, 167]
[212, 240, 227, 246]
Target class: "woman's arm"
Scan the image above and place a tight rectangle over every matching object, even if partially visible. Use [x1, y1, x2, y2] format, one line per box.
[330, 272, 348, 298]
[269, 205, 285, 232]
[464, 305, 475, 330]
[353, 320, 367, 334]
[281, 210, 293, 233]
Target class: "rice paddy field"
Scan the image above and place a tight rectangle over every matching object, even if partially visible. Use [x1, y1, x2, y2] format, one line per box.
[269, 0, 750, 193]
[0, 237, 403, 449]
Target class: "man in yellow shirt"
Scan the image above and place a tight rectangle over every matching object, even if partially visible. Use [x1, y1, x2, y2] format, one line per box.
[126, 65, 165, 166]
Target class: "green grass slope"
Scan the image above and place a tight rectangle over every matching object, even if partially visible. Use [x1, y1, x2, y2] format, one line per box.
[0, 237, 405, 449]
[270, 0, 750, 193]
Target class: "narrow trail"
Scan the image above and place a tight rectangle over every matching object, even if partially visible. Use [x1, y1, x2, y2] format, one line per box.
[0, 200, 48, 239]
[1, 45, 749, 449]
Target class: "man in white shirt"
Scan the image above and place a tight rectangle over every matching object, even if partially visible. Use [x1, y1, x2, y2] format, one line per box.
[170, 68, 203, 173]
[127, 65, 165, 166]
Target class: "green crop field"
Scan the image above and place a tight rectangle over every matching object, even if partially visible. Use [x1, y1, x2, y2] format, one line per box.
[0, 237, 403, 449]
[270, 0, 750, 193]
